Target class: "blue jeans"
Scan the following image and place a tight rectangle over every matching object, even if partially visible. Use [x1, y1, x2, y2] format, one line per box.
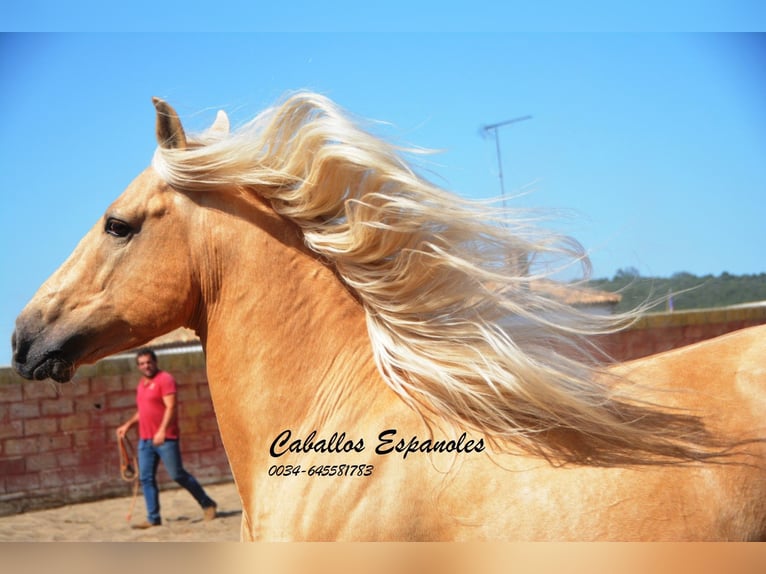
[137, 438, 216, 524]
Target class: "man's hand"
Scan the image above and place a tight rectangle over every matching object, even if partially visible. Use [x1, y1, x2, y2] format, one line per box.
[152, 429, 166, 446]
[116, 412, 139, 438]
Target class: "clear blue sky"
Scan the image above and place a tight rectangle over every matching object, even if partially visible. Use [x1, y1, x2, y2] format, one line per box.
[1, 29, 765, 365]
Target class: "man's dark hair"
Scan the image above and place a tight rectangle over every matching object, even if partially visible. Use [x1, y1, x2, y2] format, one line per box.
[135, 347, 158, 362]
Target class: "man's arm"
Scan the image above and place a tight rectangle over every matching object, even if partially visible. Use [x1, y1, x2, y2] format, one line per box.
[153, 393, 177, 445]
[116, 411, 140, 438]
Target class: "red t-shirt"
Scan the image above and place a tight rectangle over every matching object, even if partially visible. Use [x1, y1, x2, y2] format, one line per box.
[136, 370, 180, 440]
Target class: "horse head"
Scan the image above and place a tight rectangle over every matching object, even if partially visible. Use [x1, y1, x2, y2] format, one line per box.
[12, 99, 222, 382]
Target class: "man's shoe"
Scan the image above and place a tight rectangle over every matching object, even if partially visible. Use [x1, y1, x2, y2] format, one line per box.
[203, 503, 217, 521]
[131, 520, 160, 530]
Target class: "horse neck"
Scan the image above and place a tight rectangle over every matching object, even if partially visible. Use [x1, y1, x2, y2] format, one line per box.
[190, 195, 398, 449]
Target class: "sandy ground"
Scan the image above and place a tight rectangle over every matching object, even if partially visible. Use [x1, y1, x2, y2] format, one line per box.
[0, 481, 242, 542]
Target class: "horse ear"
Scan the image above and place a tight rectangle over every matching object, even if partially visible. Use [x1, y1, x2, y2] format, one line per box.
[208, 110, 230, 136]
[152, 97, 187, 150]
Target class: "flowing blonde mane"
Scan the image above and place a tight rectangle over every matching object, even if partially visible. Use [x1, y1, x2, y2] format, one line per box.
[152, 92, 732, 465]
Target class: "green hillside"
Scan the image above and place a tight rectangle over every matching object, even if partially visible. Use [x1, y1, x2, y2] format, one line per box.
[588, 269, 766, 313]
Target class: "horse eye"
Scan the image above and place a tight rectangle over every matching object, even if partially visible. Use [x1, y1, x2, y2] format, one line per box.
[105, 218, 132, 238]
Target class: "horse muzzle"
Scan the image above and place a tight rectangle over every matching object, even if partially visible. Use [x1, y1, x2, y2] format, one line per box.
[11, 318, 79, 383]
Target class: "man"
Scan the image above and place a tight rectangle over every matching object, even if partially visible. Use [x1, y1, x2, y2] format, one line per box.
[116, 348, 217, 529]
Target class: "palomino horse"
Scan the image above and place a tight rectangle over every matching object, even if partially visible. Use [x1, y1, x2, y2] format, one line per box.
[12, 94, 766, 540]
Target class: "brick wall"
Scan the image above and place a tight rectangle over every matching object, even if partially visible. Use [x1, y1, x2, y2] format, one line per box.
[600, 303, 766, 362]
[0, 350, 231, 517]
[1, 303, 765, 516]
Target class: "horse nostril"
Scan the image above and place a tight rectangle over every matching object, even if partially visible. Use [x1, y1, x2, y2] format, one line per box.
[11, 329, 29, 365]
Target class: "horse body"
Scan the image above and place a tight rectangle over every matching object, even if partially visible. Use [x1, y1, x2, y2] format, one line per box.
[196, 190, 766, 541]
[12, 94, 766, 540]
[205, 240, 766, 540]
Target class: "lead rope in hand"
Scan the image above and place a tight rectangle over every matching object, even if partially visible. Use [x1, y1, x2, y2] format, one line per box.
[118, 434, 140, 523]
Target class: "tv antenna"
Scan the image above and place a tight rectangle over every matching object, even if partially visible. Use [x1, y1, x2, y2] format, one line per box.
[481, 115, 532, 203]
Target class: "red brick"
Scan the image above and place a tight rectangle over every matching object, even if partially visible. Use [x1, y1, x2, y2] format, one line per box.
[67, 379, 92, 396]
[10, 402, 40, 419]
[4, 437, 39, 456]
[59, 413, 92, 432]
[710, 325, 730, 338]
[22, 382, 60, 400]
[182, 452, 201, 468]
[103, 429, 131, 449]
[72, 429, 107, 449]
[90, 376, 126, 394]
[108, 392, 137, 409]
[75, 395, 107, 413]
[5, 473, 40, 492]
[199, 451, 231, 468]
[0, 384, 23, 403]
[38, 434, 72, 452]
[103, 452, 123, 473]
[181, 435, 213, 452]
[0, 457, 26, 475]
[53, 465, 104, 487]
[26, 452, 59, 472]
[102, 410, 134, 427]
[199, 416, 222, 433]
[57, 451, 78, 467]
[0, 420, 23, 440]
[181, 400, 212, 420]
[23, 417, 58, 436]
[182, 417, 200, 433]
[41, 398, 74, 416]
[39, 469, 72, 489]
[71, 464, 108, 484]
[179, 384, 199, 400]
[682, 324, 706, 342]
[192, 396, 212, 412]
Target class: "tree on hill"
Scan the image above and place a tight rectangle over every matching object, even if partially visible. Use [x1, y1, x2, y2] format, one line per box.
[588, 271, 766, 313]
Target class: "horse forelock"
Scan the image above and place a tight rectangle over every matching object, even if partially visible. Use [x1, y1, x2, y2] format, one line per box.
[150, 92, 741, 466]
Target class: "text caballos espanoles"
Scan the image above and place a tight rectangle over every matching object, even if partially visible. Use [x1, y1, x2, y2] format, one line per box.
[269, 429, 485, 460]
